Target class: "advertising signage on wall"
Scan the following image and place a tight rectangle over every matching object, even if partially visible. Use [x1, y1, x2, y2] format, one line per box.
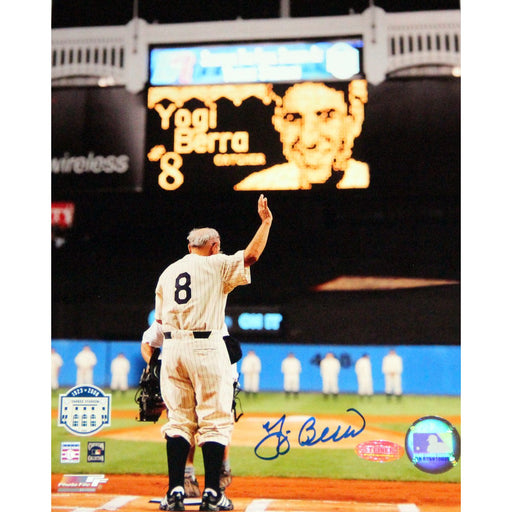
[52, 87, 146, 194]
[146, 38, 367, 194]
[51, 202, 75, 228]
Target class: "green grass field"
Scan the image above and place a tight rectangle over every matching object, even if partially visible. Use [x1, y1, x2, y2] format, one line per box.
[51, 390, 460, 483]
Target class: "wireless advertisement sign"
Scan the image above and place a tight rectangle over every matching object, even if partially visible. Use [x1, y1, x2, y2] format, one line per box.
[51, 87, 146, 194]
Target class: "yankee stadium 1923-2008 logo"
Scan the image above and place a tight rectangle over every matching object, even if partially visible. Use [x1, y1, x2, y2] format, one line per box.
[58, 385, 111, 436]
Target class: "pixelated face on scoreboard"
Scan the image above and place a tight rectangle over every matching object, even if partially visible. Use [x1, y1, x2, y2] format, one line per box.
[145, 39, 368, 193]
[275, 83, 348, 172]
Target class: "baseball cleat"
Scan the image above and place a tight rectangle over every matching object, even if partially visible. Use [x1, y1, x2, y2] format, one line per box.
[159, 486, 185, 511]
[199, 488, 234, 511]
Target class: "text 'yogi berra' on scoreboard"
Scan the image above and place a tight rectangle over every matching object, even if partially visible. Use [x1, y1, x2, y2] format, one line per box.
[145, 38, 369, 192]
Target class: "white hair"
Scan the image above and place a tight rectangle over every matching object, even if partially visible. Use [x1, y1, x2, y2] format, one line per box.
[187, 228, 220, 247]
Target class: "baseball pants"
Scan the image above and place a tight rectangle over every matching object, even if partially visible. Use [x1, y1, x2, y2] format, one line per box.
[160, 331, 234, 447]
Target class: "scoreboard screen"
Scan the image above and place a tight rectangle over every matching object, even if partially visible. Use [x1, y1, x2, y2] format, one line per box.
[145, 38, 368, 193]
[149, 39, 364, 86]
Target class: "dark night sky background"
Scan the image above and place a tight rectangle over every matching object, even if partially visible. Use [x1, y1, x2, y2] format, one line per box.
[51, 0, 461, 27]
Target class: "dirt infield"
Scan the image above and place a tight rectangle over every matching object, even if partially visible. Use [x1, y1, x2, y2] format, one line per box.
[51, 474, 460, 511]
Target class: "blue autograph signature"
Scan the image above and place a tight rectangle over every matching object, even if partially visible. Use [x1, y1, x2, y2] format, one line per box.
[254, 408, 366, 460]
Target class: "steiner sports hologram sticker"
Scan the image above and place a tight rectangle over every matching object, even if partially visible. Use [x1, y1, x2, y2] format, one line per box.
[58, 385, 111, 436]
[405, 416, 460, 474]
[355, 440, 404, 462]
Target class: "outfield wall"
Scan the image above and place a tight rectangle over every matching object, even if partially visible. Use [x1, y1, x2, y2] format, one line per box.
[51, 340, 460, 395]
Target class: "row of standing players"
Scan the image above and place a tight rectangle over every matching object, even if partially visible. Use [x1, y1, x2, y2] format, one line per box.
[50, 345, 404, 399]
[51, 345, 131, 391]
[241, 349, 404, 398]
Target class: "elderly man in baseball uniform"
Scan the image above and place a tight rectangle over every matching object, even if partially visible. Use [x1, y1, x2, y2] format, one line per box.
[148, 194, 272, 511]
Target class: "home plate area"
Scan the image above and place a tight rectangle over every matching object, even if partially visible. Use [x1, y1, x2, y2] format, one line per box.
[51, 493, 454, 512]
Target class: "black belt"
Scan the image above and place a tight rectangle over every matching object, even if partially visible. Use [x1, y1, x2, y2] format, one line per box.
[164, 331, 211, 339]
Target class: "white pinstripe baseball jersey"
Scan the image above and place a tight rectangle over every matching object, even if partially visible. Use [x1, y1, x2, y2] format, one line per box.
[155, 250, 250, 333]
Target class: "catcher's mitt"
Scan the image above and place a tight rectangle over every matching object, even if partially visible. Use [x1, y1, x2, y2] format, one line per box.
[135, 348, 167, 422]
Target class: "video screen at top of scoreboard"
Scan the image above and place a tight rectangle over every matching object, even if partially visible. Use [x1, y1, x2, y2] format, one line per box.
[149, 39, 363, 86]
[145, 38, 368, 193]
